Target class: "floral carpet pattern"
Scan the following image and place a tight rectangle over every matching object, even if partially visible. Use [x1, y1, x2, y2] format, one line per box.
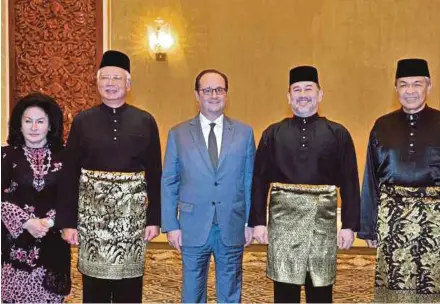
[66, 247, 375, 303]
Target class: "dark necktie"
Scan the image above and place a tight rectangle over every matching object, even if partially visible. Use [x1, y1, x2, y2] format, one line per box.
[208, 122, 218, 169]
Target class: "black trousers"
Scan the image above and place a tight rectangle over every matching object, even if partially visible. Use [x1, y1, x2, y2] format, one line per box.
[273, 272, 333, 303]
[82, 275, 143, 303]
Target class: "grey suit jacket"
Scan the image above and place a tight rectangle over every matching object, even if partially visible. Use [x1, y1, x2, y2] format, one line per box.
[161, 115, 256, 246]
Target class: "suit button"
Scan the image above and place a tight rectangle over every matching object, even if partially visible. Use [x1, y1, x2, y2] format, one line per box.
[214, 182, 218, 186]
[211, 201, 215, 205]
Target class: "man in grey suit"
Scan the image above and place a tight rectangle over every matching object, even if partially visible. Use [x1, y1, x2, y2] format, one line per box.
[161, 69, 256, 303]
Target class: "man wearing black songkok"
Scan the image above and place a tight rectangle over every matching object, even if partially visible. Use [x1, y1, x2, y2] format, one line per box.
[358, 58, 440, 303]
[57, 50, 162, 303]
[250, 65, 361, 303]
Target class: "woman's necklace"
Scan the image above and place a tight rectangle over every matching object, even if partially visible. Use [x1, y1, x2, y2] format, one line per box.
[23, 145, 52, 191]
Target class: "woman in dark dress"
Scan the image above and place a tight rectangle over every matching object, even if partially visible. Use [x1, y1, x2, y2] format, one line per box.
[1, 93, 71, 303]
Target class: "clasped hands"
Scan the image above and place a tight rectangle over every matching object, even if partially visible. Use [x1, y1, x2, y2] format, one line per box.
[23, 218, 53, 239]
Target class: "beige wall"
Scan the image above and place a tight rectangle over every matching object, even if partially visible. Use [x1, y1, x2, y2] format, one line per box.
[110, 0, 440, 175]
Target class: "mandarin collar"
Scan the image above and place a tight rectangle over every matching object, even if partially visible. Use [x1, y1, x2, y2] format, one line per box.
[399, 105, 429, 122]
[292, 113, 320, 124]
[100, 102, 128, 114]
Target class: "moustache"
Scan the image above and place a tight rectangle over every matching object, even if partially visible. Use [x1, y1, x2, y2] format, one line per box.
[296, 97, 313, 102]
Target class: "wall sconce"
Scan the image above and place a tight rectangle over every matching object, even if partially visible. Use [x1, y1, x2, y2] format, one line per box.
[148, 18, 174, 61]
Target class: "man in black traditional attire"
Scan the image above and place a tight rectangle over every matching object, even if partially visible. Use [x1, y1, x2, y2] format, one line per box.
[250, 65, 361, 303]
[57, 50, 162, 303]
[358, 58, 440, 303]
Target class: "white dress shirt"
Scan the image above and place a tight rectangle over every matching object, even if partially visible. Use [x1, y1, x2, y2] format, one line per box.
[199, 113, 223, 156]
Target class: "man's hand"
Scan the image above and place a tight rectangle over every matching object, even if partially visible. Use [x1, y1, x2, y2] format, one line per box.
[337, 228, 354, 250]
[365, 239, 378, 248]
[244, 227, 253, 247]
[167, 229, 182, 253]
[62, 228, 78, 245]
[253, 225, 268, 244]
[144, 225, 160, 242]
[23, 218, 49, 238]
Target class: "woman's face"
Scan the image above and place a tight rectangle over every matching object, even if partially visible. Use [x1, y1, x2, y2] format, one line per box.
[21, 106, 50, 148]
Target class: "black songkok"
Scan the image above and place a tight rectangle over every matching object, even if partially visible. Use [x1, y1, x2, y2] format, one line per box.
[289, 65, 319, 86]
[99, 50, 130, 73]
[395, 58, 430, 79]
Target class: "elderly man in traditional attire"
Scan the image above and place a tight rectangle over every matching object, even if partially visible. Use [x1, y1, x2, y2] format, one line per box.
[250, 65, 361, 303]
[57, 50, 162, 303]
[358, 58, 440, 303]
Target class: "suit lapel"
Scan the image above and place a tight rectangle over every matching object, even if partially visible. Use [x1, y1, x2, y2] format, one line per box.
[189, 115, 215, 174]
[218, 116, 234, 169]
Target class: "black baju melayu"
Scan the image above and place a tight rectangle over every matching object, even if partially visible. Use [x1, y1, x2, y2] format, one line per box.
[249, 113, 360, 303]
[358, 106, 440, 303]
[57, 103, 162, 303]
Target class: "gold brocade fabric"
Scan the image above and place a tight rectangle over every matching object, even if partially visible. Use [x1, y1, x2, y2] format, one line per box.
[77, 169, 148, 280]
[267, 183, 337, 287]
[375, 184, 440, 303]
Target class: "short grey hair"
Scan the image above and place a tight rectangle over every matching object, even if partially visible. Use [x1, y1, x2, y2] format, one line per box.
[425, 76, 432, 86]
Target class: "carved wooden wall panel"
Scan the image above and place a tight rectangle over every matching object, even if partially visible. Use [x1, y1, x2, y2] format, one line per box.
[9, 0, 102, 138]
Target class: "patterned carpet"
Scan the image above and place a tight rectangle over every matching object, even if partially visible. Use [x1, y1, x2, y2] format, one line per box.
[66, 246, 376, 303]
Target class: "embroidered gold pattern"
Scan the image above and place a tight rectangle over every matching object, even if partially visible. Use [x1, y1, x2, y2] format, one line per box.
[375, 184, 440, 303]
[267, 183, 337, 287]
[77, 169, 148, 279]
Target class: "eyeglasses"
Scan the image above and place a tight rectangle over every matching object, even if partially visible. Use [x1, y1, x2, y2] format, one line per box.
[99, 75, 124, 82]
[199, 87, 227, 96]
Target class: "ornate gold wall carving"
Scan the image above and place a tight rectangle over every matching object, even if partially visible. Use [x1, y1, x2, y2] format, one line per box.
[1, 0, 8, 144]
[10, 0, 102, 138]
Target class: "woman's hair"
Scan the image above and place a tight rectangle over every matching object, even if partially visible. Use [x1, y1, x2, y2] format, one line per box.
[7, 92, 64, 150]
